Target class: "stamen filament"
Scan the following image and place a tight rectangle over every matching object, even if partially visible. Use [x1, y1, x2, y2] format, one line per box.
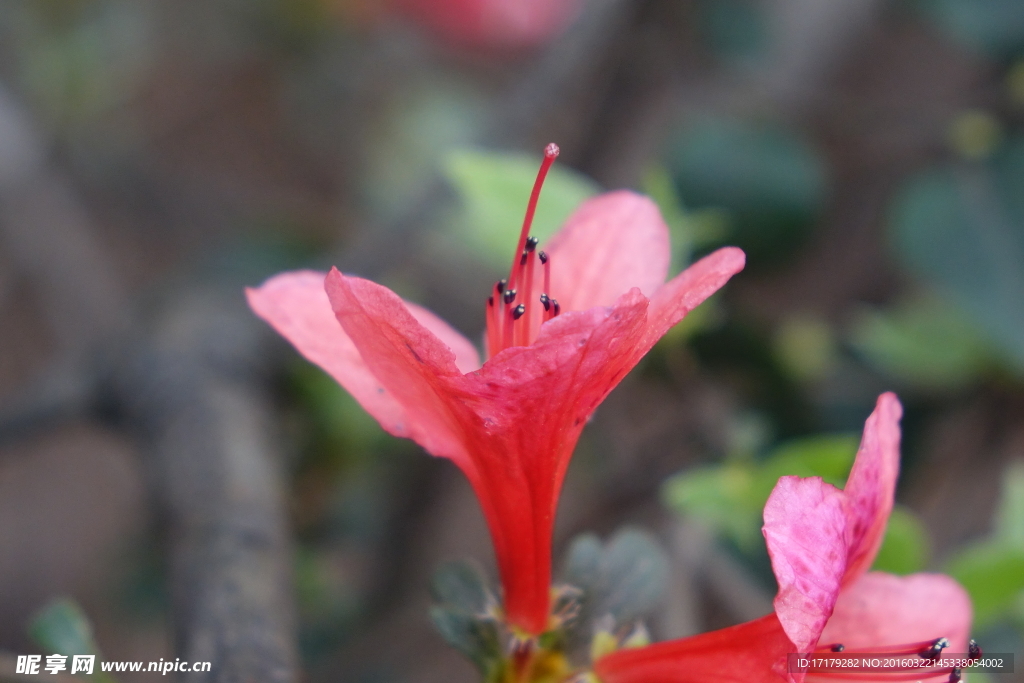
[508, 143, 559, 290]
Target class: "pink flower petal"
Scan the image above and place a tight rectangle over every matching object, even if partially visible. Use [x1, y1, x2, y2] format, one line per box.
[595, 614, 794, 683]
[544, 191, 671, 312]
[842, 393, 903, 585]
[323, 268, 478, 476]
[763, 477, 849, 654]
[819, 572, 972, 655]
[246, 270, 410, 444]
[641, 246, 746, 351]
[405, 302, 481, 374]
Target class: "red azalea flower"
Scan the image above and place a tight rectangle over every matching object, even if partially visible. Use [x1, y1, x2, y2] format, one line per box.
[595, 393, 974, 683]
[246, 144, 745, 635]
[389, 0, 582, 50]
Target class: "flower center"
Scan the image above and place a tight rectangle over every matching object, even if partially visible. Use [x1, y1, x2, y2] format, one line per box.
[804, 638, 981, 683]
[485, 143, 562, 358]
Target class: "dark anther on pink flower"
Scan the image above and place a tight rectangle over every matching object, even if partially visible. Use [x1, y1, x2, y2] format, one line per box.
[921, 638, 949, 660]
[526, 236, 539, 251]
[503, 289, 517, 305]
[520, 251, 528, 266]
[948, 668, 962, 683]
[538, 250, 548, 264]
[539, 293, 550, 311]
[968, 640, 981, 661]
[552, 300, 560, 316]
[488, 296, 494, 306]
[830, 644, 845, 652]
[512, 304, 526, 320]
[496, 279, 506, 294]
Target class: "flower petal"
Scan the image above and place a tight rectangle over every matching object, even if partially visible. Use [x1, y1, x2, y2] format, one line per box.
[462, 289, 651, 633]
[544, 191, 670, 312]
[641, 246, 746, 350]
[842, 393, 903, 585]
[595, 614, 794, 683]
[763, 477, 848, 654]
[819, 572, 972, 655]
[246, 270, 410, 443]
[405, 302, 481, 374]
[323, 268, 478, 475]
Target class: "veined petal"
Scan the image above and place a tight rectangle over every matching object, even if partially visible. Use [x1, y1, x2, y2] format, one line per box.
[642, 246, 746, 351]
[819, 572, 972, 655]
[406, 302, 481, 373]
[246, 270, 410, 444]
[764, 477, 848, 655]
[544, 191, 670, 312]
[323, 268, 478, 475]
[842, 393, 903, 585]
[595, 614, 793, 683]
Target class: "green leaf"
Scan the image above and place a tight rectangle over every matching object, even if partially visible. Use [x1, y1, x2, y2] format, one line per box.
[443, 148, 600, 266]
[946, 542, 1024, 629]
[599, 529, 670, 624]
[667, 119, 827, 263]
[430, 560, 492, 615]
[871, 506, 930, 575]
[428, 606, 503, 677]
[663, 434, 858, 551]
[29, 599, 118, 683]
[889, 147, 1024, 372]
[995, 460, 1024, 548]
[849, 295, 997, 391]
[558, 528, 669, 639]
[29, 599, 100, 657]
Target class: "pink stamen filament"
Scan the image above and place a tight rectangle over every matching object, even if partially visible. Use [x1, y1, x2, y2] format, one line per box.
[484, 144, 561, 358]
[805, 637, 969, 683]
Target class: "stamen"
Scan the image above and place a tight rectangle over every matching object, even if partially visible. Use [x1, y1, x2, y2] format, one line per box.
[948, 669, 961, 683]
[483, 144, 560, 358]
[921, 638, 949, 661]
[552, 300, 561, 316]
[968, 640, 981, 661]
[508, 143, 559, 289]
[831, 644, 845, 653]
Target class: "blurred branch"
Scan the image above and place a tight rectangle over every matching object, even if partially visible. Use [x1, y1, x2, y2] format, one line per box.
[0, 82, 297, 683]
[115, 290, 296, 683]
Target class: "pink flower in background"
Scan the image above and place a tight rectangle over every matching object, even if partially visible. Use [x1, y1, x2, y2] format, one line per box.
[247, 144, 745, 635]
[596, 393, 974, 683]
[390, 0, 583, 50]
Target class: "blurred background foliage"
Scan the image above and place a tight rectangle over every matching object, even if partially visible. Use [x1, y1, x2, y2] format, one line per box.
[1, 0, 1024, 681]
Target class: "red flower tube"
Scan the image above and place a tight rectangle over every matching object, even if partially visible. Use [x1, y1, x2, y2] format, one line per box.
[246, 145, 745, 635]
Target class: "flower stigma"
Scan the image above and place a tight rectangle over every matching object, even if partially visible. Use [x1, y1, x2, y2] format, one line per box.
[485, 143, 562, 358]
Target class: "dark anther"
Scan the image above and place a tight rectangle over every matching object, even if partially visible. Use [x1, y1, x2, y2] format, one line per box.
[921, 638, 949, 660]
[488, 296, 494, 306]
[948, 668, 961, 683]
[830, 644, 845, 653]
[538, 251, 548, 264]
[968, 640, 981, 661]
[520, 251, 528, 266]
[552, 300, 561, 316]
[540, 293, 550, 311]
[512, 304, 526, 320]
[503, 289, 517, 305]
[496, 279, 506, 294]
[526, 236, 539, 251]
